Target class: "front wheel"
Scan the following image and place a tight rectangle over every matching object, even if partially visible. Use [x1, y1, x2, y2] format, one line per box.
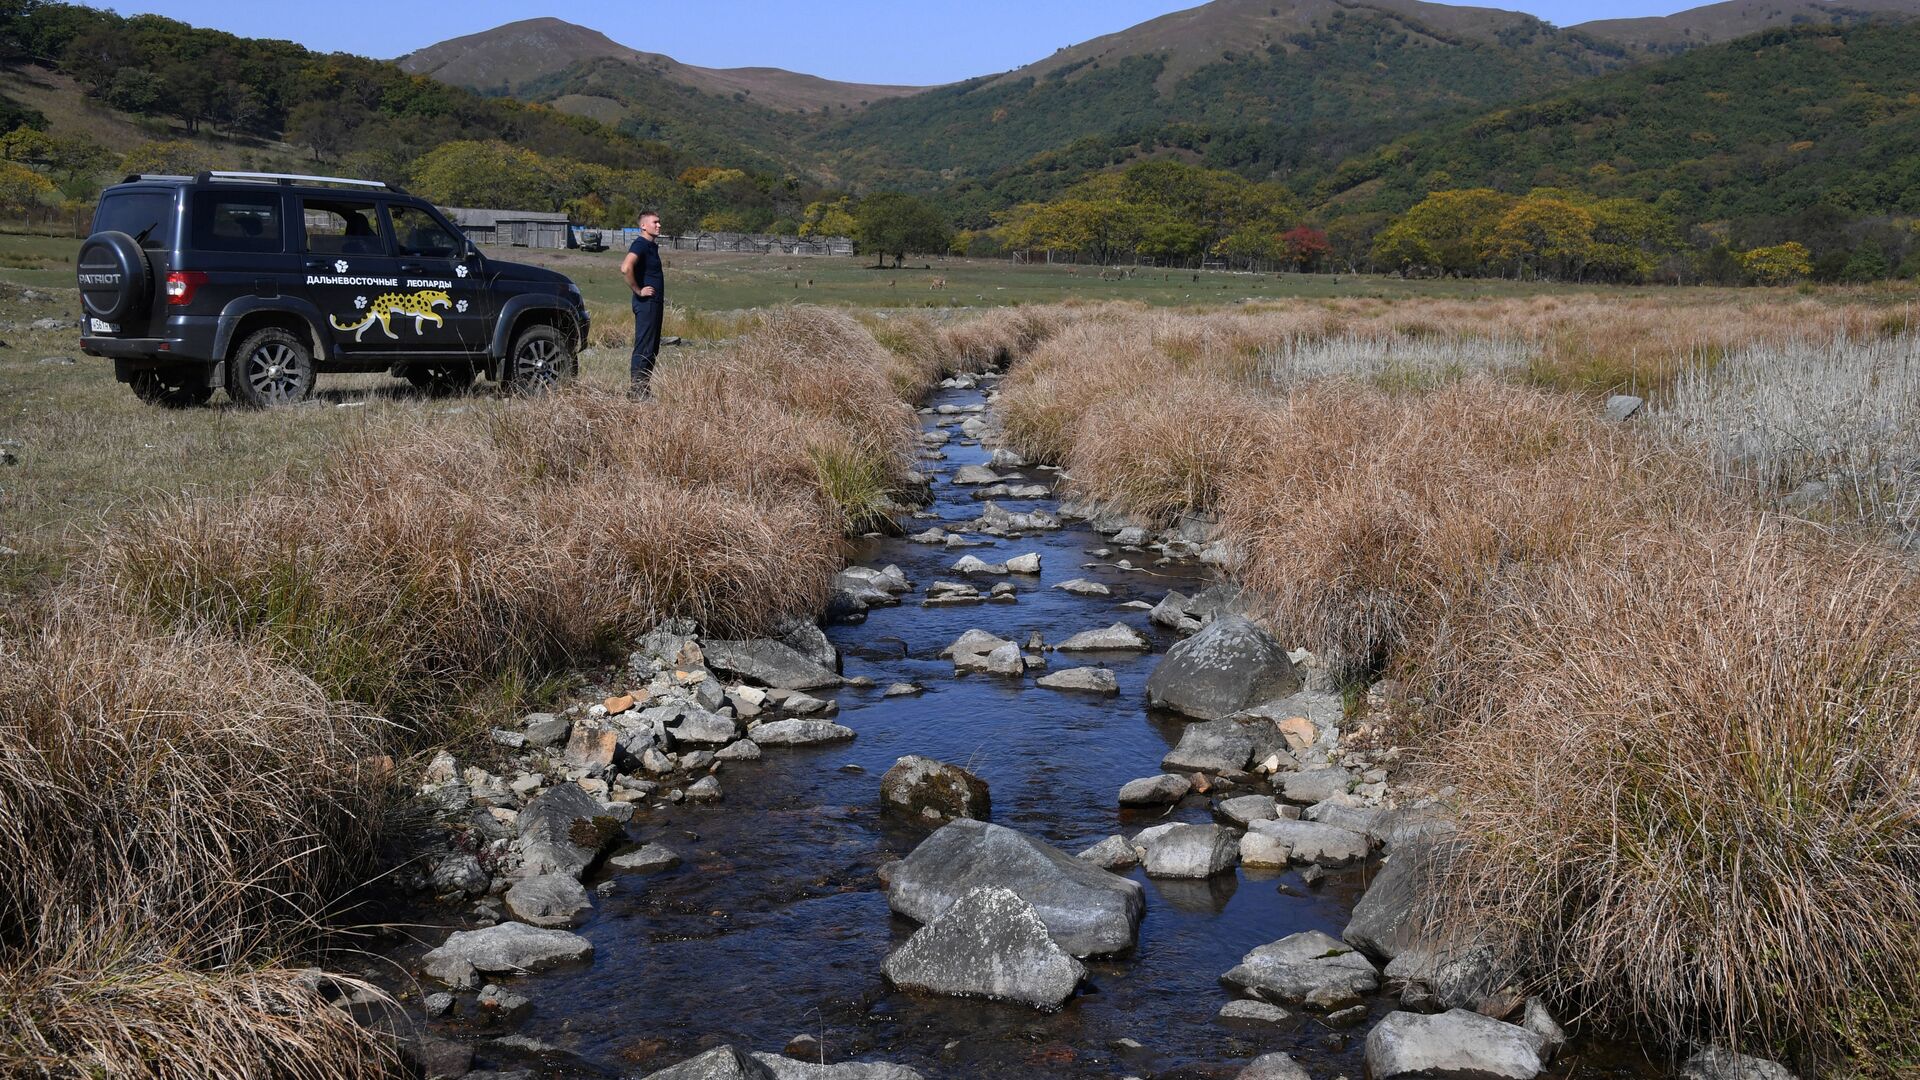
[504, 324, 575, 396]
[229, 327, 316, 408]
[129, 368, 215, 408]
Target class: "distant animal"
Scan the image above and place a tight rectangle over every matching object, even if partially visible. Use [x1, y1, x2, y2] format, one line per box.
[930, 277, 946, 290]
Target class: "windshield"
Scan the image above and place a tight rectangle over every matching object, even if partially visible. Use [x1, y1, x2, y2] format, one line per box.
[93, 191, 178, 250]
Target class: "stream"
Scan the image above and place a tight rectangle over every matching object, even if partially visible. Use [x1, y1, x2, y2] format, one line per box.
[390, 375, 1661, 1079]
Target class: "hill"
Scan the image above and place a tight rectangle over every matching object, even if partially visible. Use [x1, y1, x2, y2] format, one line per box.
[1313, 19, 1920, 234]
[396, 18, 925, 114]
[1574, 0, 1920, 52]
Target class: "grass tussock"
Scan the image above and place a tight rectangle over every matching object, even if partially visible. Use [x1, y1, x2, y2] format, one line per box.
[1425, 522, 1920, 1058]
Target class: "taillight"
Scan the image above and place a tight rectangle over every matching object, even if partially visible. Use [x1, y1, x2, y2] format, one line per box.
[165, 270, 207, 306]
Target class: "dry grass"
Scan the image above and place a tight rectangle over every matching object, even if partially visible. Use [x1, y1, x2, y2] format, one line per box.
[0, 302, 997, 1077]
[1424, 521, 1920, 1059]
[990, 302, 1920, 1063]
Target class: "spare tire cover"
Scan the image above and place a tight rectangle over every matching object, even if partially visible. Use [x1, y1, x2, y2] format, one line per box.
[77, 231, 150, 323]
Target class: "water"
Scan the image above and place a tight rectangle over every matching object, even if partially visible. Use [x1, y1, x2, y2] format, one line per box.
[384, 378, 1662, 1079]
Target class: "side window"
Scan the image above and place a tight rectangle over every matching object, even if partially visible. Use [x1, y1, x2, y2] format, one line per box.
[388, 204, 462, 258]
[191, 192, 283, 253]
[301, 198, 386, 256]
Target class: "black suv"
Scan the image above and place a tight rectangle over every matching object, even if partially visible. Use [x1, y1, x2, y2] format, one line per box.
[76, 171, 589, 406]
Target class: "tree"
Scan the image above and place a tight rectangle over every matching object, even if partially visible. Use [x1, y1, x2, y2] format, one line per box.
[119, 140, 211, 177]
[0, 160, 54, 214]
[410, 141, 563, 210]
[1372, 189, 1513, 276]
[799, 197, 857, 238]
[1279, 225, 1332, 271]
[853, 192, 951, 267]
[1488, 196, 1595, 279]
[1740, 241, 1812, 285]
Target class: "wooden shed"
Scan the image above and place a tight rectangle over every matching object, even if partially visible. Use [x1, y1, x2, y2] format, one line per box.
[443, 207, 575, 249]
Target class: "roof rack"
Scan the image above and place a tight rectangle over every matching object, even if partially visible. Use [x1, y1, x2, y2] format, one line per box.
[192, 171, 408, 194]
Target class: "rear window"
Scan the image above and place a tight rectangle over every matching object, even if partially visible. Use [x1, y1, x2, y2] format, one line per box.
[190, 192, 284, 253]
[93, 191, 177, 250]
[301, 198, 387, 256]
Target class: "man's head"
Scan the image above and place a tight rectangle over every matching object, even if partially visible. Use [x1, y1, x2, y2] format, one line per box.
[639, 210, 661, 239]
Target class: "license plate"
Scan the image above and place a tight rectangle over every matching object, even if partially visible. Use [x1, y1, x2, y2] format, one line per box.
[89, 318, 117, 334]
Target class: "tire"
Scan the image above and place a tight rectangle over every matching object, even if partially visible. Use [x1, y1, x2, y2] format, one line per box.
[504, 324, 575, 395]
[228, 327, 316, 407]
[129, 368, 215, 408]
[76, 231, 151, 324]
[403, 361, 477, 397]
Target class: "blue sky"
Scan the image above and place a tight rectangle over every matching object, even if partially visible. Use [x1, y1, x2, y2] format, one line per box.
[118, 0, 1721, 85]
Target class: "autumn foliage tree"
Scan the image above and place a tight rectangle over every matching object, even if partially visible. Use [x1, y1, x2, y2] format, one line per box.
[1280, 225, 1332, 271]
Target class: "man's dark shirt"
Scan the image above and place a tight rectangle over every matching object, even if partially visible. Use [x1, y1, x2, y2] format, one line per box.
[628, 234, 665, 305]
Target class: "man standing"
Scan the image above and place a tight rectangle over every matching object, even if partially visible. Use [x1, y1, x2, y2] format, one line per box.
[621, 210, 666, 395]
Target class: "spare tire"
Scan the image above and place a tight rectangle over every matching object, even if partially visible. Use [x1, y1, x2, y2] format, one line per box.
[76, 231, 151, 324]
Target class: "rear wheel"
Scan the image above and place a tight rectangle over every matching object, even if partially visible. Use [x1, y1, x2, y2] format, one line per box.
[403, 361, 477, 397]
[505, 324, 574, 395]
[228, 327, 315, 407]
[129, 368, 214, 408]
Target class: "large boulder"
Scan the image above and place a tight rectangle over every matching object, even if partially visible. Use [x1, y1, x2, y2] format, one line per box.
[1237, 1054, 1311, 1080]
[421, 922, 592, 979]
[1146, 616, 1300, 719]
[750, 719, 855, 745]
[1365, 1009, 1546, 1080]
[703, 639, 843, 691]
[1161, 717, 1266, 773]
[880, 756, 991, 824]
[886, 818, 1144, 956]
[1056, 623, 1151, 652]
[1344, 843, 1436, 960]
[1140, 823, 1239, 879]
[1118, 773, 1191, 806]
[640, 1046, 767, 1080]
[882, 886, 1086, 1009]
[503, 874, 591, 929]
[1279, 766, 1353, 805]
[1221, 930, 1379, 1010]
[515, 782, 618, 879]
[1247, 819, 1369, 866]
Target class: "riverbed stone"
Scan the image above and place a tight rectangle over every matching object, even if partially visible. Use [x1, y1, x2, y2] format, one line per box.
[951, 554, 1009, 575]
[1239, 831, 1293, 868]
[1053, 578, 1111, 597]
[716, 739, 762, 761]
[751, 1053, 927, 1079]
[503, 874, 591, 928]
[608, 843, 681, 873]
[943, 629, 1014, 671]
[887, 818, 1145, 956]
[1218, 794, 1279, 827]
[685, 775, 723, 800]
[1161, 717, 1261, 773]
[1118, 773, 1191, 806]
[1280, 767, 1354, 805]
[1146, 616, 1300, 719]
[1681, 1049, 1798, 1080]
[1076, 834, 1138, 871]
[1056, 622, 1151, 651]
[883, 886, 1086, 1009]
[881, 755, 991, 824]
[515, 782, 617, 879]
[951, 465, 1004, 485]
[668, 705, 739, 746]
[751, 719, 856, 745]
[422, 922, 593, 979]
[1005, 552, 1042, 574]
[1140, 822, 1239, 878]
[983, 641, 1024, 675]
[1034, 666, 1119, 694]
[1218, 999, 1294, 1025]
[1247, 819, 1370, 866]
[778, 620, 841, 673]
[1237, 1053, 1311, 1080]
[1365, 1009, 1545, 1080]
[703, 639, 843, 691]
[1221, 929, 1379, 1010]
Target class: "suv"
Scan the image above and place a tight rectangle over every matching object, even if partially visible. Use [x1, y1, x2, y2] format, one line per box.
[75, 171, 590, 406]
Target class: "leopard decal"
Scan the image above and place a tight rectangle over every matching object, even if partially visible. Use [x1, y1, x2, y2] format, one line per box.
[330, 290, 452, 341]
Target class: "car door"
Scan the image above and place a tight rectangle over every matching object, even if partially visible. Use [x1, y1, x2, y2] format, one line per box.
[385, 201, 489, 352]
[300, 195, 455, 354]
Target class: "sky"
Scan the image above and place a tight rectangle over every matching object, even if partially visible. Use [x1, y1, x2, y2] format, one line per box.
[115, 0, 1731, 85]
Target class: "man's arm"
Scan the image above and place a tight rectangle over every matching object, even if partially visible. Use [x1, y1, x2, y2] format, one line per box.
[621, 251, 654, 298]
